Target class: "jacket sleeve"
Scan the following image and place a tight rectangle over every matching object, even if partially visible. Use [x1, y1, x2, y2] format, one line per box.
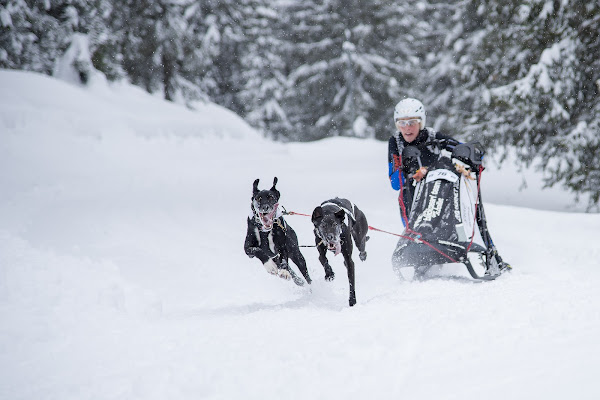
[388, 137, 401, 191]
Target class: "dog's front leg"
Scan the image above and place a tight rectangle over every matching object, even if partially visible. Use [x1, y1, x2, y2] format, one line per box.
[245, 220, 271, 260]
[316, 240, 335, 281]
[244, 223, 280, 275]
[272, 226, 293, 280]
[340, 232, 356, 306]
[245, 238, 272, 264]
[343, 254, 357, 307]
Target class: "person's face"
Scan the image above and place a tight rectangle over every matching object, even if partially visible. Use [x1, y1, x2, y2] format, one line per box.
[395, 117, 421, 143]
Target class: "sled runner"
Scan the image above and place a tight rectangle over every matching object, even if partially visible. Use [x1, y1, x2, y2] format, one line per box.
[392, 141, 511, 281]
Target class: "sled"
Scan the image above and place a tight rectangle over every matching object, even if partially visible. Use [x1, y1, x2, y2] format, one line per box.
[392, 141, 511, 281]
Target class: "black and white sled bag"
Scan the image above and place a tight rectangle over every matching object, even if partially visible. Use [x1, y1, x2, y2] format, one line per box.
[393, 142, 510, 280]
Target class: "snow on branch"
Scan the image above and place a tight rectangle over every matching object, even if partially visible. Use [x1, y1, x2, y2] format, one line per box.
[491, 37, 575, 100]
[288, 60, 329, 84]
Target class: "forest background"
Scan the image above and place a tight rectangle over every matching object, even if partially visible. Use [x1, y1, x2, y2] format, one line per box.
[2, 0, 599, 207]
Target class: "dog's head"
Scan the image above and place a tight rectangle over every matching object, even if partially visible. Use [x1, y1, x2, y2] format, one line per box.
[251, 177, 281, 230]
[312, 206, 345, 254]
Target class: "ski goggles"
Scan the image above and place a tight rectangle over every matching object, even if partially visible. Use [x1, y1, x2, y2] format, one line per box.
[395, 118, 421, 127]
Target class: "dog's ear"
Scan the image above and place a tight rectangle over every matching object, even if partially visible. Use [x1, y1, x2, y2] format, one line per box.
[271, 177, 280, 200]
[252, 179, 260, 197]
[335, 208, 346, 222]
[311, 206, 323, 224]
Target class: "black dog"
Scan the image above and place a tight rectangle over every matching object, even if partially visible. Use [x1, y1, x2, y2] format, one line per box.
[244, 177, 311, 286]
[311, 198, 369, 306]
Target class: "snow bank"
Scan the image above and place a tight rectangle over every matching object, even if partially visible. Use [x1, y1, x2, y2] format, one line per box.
[0, 69, 257, 140]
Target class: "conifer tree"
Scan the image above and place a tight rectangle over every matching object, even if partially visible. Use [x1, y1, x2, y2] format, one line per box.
[280, 0, 414, 141]
[0, 0, 36, 70]
[440, 0, 600, 207]
[190, 0, 247, 113]
[1, 0, 111, 77]
[237, 0, 291, 139]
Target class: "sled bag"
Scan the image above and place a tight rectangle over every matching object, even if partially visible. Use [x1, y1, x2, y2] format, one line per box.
[394, 156, 482, 267]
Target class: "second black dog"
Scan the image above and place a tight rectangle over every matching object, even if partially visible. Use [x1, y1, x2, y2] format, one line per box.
[311, 198, 369, 306]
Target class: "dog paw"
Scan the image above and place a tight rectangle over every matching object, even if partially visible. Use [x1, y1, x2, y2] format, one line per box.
[278, 269, 292, 280]
[325, 271, 335, 281]
[263, 259, 278, 275]
[359, 251, 367, 261]
[349, 295, 356, 307]
[292, 275, 305, 286]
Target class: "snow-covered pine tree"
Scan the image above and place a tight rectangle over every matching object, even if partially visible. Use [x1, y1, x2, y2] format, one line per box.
[412, 0, 472, 134]
[423, 0, 506, 139]
[279, 0, 412, 141]
[443, 0, 600, 207]
[1, 0, 111, 80]
[189, 0, 247, 113]
[177, 2, 219, 103]
[115, 0, 160, 94]
[237, 0, 291, 140]
[0, 0, 37, 70]
[154, 0, 191, 101]
[116, 0, 199, 101]
[0, 0, 69, 74]
[484, 1, 600, 207]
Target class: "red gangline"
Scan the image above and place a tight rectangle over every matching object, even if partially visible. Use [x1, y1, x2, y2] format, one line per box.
[285, 211, 311, 217]
[285, 210, 457, 263]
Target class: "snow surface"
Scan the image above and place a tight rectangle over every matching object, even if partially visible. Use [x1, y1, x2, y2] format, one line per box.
[1, 69, 599, 400]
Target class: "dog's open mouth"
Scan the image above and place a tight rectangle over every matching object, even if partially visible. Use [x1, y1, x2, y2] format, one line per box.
[253, 201, 279, 231]
[326, 241, 342, 256]
[259, 211, 275, 230]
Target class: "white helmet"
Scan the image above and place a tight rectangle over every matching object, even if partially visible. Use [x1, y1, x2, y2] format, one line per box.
[393, 98, 426, 130]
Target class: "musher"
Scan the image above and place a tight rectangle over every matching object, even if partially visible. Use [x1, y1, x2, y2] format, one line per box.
[387, 98, 459, 226]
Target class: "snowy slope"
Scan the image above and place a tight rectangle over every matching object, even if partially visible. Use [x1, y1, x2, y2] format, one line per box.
[1, 70, 599, 400]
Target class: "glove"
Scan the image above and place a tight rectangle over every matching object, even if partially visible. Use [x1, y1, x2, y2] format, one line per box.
[455, 163, 475, 180]
[412, 167, 428, 182]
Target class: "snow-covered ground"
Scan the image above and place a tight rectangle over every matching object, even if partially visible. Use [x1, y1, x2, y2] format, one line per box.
[1, 69, 599, 400]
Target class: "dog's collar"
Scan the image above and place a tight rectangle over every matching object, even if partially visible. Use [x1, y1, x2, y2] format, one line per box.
[257, 217, 285, 232]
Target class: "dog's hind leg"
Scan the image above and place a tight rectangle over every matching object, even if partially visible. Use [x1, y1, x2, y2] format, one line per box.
[351, 229, 368, 262]
[289, 247, 311, 284]
[277, 260, 305, 286]
[285, 226, 312, 284]
[351, 207, 369, 262]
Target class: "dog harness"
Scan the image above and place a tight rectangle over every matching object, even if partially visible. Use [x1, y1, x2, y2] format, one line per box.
[320, 200, 356, 222]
